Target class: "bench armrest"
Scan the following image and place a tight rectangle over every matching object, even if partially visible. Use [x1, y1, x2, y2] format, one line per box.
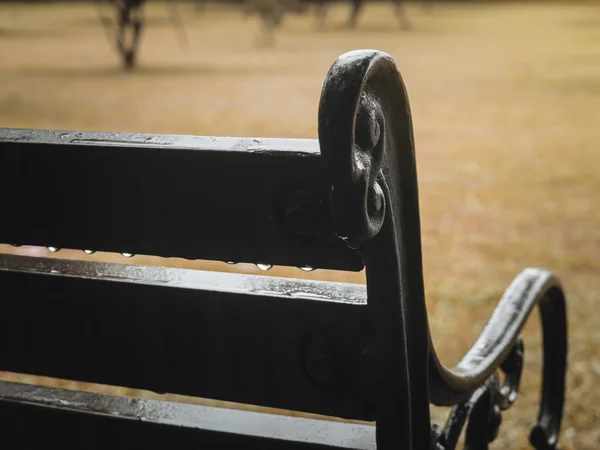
[318, 50, 567, 450]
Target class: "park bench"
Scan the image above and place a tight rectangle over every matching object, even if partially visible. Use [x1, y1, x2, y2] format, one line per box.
[0, 50, 567, 450]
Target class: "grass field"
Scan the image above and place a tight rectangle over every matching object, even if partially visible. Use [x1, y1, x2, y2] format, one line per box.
[1, 1, 600, 448]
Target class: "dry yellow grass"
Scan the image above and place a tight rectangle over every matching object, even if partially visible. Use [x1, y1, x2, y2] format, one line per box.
[1, 1, 600, 448]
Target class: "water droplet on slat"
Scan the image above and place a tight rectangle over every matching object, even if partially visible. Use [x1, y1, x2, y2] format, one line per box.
[121, 253, 134, 258]
[300, 266, 314, 272]
[48, 247, 60, 252]
[84, 250, 95, 254]
[256, 263, 272, 271]
[226, 261, 237, 264]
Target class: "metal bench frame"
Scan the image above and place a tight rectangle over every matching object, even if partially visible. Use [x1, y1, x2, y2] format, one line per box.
[0, 50, 567, 450]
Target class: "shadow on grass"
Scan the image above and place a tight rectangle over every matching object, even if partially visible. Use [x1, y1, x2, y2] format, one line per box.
[63, 16, 188, 28]
[565, 17, 600, 29]
[311, 21, 450, 35]
[0, 28, 85, 39]
[553, 77, 600, 95]
[5, 63, 275, 79]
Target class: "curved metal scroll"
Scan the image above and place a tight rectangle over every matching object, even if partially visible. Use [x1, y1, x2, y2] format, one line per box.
[318, 50, 567, 450]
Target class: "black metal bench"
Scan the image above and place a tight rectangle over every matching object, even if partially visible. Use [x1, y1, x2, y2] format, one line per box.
[0, 50, 567, 450]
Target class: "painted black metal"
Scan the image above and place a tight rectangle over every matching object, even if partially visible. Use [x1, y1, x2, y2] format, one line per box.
[0, 380, 376, 450]
[0, 129, 363, 272]
[318, 50, 568, 449]
[0, 49, 568, 450]
[435, 338, 524, 450]
[0, 254, 372, 420]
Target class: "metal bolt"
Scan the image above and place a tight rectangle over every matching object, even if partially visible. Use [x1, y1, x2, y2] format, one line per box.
[280, 190, 322, 236]
[306, 345, 332, 385]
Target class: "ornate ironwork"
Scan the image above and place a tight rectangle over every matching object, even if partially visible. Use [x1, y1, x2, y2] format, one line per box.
[318, 50, 568, 450]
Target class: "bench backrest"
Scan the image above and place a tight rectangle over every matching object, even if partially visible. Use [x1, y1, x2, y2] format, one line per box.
[0, 132, 374, 416]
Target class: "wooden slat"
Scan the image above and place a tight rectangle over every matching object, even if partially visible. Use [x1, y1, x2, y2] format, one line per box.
[0, 254, 372, 420]
[0, 380, 376, 450]
[0, 128, 363, 271]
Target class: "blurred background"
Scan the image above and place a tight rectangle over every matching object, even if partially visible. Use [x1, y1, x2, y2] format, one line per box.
[1, 0, 599, 448]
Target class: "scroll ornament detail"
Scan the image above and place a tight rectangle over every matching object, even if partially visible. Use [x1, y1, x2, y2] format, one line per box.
[432, 338, 525, 450]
